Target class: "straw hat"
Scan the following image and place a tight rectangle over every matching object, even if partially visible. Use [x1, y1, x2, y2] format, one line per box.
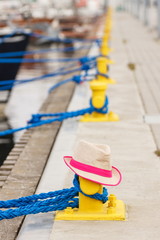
[64, 140, 122, 186]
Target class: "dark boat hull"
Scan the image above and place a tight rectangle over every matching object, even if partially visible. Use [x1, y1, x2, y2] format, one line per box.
[0, 33, 30, 83]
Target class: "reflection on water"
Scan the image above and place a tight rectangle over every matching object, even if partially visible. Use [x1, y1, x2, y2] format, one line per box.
[0, 104, 14, 166]
[0, 133, 14, 166]
[0, 33, 30, 165]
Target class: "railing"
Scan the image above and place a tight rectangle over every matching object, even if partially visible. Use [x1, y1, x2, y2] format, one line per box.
[118, 0, 160, 38]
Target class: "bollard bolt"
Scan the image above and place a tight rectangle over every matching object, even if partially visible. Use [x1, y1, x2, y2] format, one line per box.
[64, 207, 74, 214]
[108, 194, 117, 208]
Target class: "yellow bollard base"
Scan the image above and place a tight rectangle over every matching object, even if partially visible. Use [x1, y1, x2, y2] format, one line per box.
[55, 199, 125, 221]
[97, 77, 116, 84]
[105, 48, 113, 54]
[106, 59, 115, 65]
[105, 78, 116, 84]
[80, 111, 119, 122]
[108, 48, 114, 53]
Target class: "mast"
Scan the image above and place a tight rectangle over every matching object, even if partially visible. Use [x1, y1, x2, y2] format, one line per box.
[72, 0, 78, 16]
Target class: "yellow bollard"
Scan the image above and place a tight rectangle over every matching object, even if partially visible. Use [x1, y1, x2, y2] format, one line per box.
[102, 35, 114, 55]
[97, 57, 116, 84]
[104, 23, 112, 30]
[100, 43, 113, 57]
[105, 22, 112, 30]
[80, 81, 119, 122]
[104, 29, 111, 36]
[100, 43, 110, 56]
[55, 177, 125, 220]
[79, 177, 103, 213]
[102, 34, 110, 44]
[55, 140, 125, 220]
[104, 27, 112, 36]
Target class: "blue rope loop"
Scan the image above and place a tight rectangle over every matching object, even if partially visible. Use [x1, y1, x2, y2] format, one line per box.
[73, 175, 108, 204]
[95, 39, 102, 47]
[0, 62, 77, 90]
[90, 97, 109, 114]
[27, 115, 41, 124]
[0, 187, 78, 209]
[96, 72, 109, 79]
[0, 106, 93, 136]
[0, 174, 108, 220]
[79, 56, 99, 66]
[27, 112, 64, 124]
[0, 95, 109, 136]
[0, 44, 91, 58]
[27, 100, 96, 125]
[0, 59, 96, 91]
[0, 55, 100, 64]
[81, 63, 92, 71]
[72, 75, 83, 84]
[79, 56, 90, 65]
[0, 92, 109, 136]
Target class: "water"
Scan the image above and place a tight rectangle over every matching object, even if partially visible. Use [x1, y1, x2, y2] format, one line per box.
[0, 100, 14, 165]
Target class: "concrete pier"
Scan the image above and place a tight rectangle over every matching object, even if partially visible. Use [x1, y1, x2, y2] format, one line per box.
[1, 8, 160, 240]
[17, 10, 160, 240]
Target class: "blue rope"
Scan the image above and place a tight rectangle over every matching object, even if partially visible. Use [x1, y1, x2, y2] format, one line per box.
[48, 75, 85, 93]
[0, 44, 91, 58]
[0, 175, 108, 220]
[56, 72, 96, 92]
[0, 60, 96, 91]
[0, 55, 98, 64]
[0, 61, 76, 85]
[0, 97, 108, 136]
[0, 58, 79, 63]
[48, 72, 99, 94]
[48, 78, 74, 93]
[96, 72, 109, 79]
[31, 32, 99, 44]
[28, 96, 108, 124]
[73, 175, 108, 204]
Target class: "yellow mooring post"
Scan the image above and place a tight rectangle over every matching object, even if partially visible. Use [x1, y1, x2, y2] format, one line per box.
[80, 81, 119, 122]
[97, 57, 116, 84]
[101, 22, 115, 63]
[104, 26, 111, 35]
[105, 21, 112, 32]
[100, 46, 115, 65]
[100, 42, 112, 56]
[102, 34, 110, 44]
[55, 177, 125, 220]
[55, 140, 125, 220]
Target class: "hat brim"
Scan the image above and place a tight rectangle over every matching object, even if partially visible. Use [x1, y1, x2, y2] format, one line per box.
[64, 156, 122, 186]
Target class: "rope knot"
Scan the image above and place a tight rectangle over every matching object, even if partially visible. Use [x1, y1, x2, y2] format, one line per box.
[72, 75, 83, 84]
[81, 63, 91, 71]
[73, 175, 108, 204]
[63, 38, 73, 44]
[90, 97, 109, 114]
[28, 114, 41, 124]
[95, 38, 101, 46]
[79, 56, 90, 65]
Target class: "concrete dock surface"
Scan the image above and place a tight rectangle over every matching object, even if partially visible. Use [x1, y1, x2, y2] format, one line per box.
[16, 10, 160, 240]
